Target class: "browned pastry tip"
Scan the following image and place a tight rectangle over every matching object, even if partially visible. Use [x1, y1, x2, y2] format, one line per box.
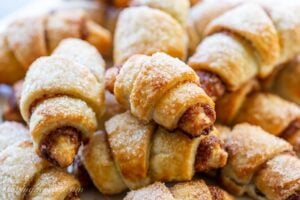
[107, 77, 216, 137]
[194, 129, 228, 172]
[105, 66, 121, 93]
[39, 127, 81, 168]
[178, 103, 216, 137]
[105, 71, 216, 136]
[83, 19, 112, 58]
[196, 70, 226, 101]
[281, 117, 300, 156]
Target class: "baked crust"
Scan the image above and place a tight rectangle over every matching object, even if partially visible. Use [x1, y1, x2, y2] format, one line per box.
[0, 121, 29, 152]
[188, 0, 300, 96]
[0, 123, 81, 199]
[253, 153, 300, 200]
[222, 123, 292, 185]
[150, 127, 201, 181]
[124, 180, 234, 200]
[131, 0, 190, 26]
[6, 16, 47, 69]
[234, 93, 300, 135]
[27, 168, 81, 200]
[0, 141, 49, 199]
[0, 10, 111, 85]
[83, 112, 226, 194]
[0, 34, 25, 84]
[189, 33, 258, 91]
[205, 3, 279, 77]
[216, 80, 258, 124]
[272, 56, 300, 105]
[105, 111, 154, 189]
[113, 53, 215, 137]
[20, 39, 104, 167]
[124, 182, 175, 200]
[170, 180, 212, 200]
[113, 7, 187, 64]
[82, 131, 127, 195]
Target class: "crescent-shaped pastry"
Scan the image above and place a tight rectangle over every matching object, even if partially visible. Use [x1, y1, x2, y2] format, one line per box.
[82, 111, 227, 194]
[221, 123, 300, 200]
[113, 6, 187, 64]
[188, 0, 300, 101]
[106, 52, 215, 137]
[20, 39, 105, 167]
[0, 10, 111, 85]
[0, 122, 80, 200]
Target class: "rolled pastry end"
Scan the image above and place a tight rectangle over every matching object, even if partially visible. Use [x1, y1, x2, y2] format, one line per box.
[196, 70, 226, 101]
[40, 127, 81, 168]
[194, 128, 228, 172]
[178, 103, 216, 137]
[105, 66, 121, 94]
[29, 97, 97, 168]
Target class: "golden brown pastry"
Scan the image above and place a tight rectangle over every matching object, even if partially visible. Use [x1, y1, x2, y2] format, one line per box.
[0, 10, 111, 85]
[124, 180, 234, 200]
[268, 55, 300, 105]
[234, 93, 300, 137]
[113, 6, 187, 65]
[0, 34, 26, 85]
[221, 123, 300, 200]
[130, 0, 190, 26]
[98, 91, 126, 129]
[0, 122, 80, 200]
[48, 0, 107, 25]
[215, 78, 300, 155]
[106, 53, 215, 137]
[20, 38, 105, 167]
[3, 80, 24, 123]
[81, 111, 227, 194]
[188, 0, 300, 100]
[189, 0, 202, 6]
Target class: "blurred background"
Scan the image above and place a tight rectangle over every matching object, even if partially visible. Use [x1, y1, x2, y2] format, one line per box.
[0, 0, 36, 18]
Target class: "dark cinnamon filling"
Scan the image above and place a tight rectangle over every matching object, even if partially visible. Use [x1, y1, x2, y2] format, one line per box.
[72, 155, 92, 188]
[287, 191, 300, 200]
[254, 186, 266, 198]
[194, 134, 227, 172]
[40, 126, 81, 168]
[196, 70, 226, 101]
[64, 191, 80, 200]
[281, 118, 300, 140]
[195, 135, 218, 171]
[178, 103, 216, 137]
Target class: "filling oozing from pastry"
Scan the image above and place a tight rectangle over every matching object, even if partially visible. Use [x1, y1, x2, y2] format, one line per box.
[194, 134, 227, 171]
[178, 103, 216, 137]
[196, 70, 226, 102]
[40, 126, 81, 168]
